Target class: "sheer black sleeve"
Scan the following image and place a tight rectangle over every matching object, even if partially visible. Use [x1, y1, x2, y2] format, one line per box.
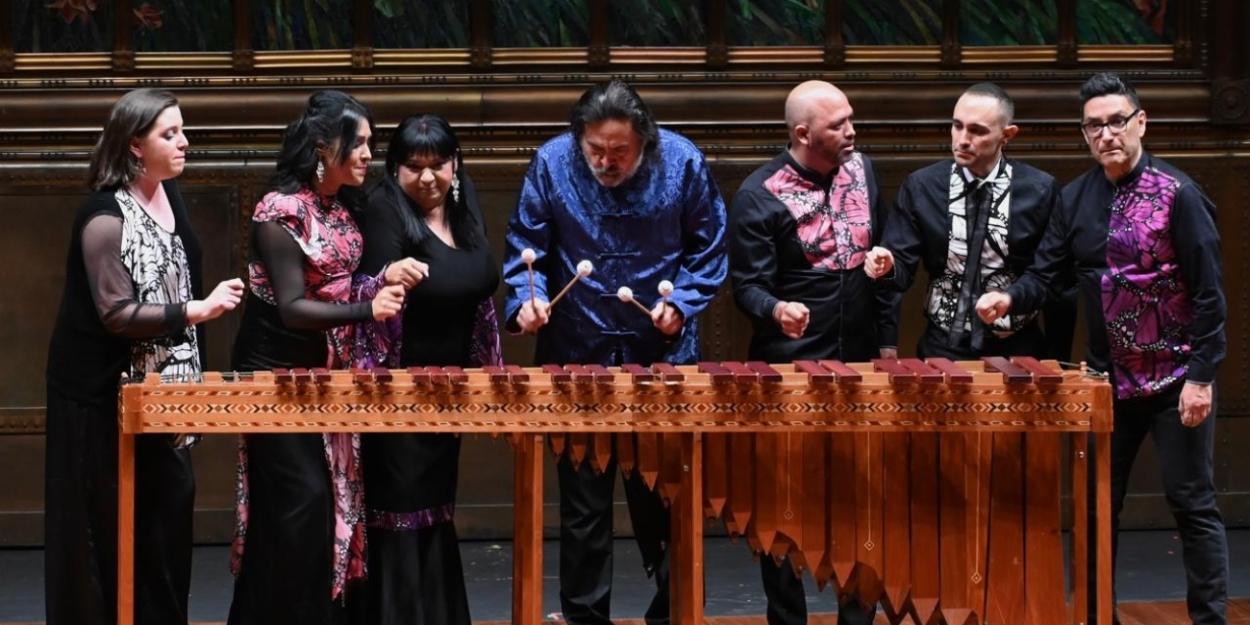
[254, 220, 373, 330]
[81, 213, 188, 339]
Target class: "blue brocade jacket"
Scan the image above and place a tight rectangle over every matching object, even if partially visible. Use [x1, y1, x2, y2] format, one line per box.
[503, 129, 728, 366]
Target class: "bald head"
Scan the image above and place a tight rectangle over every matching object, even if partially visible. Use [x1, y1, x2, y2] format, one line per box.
[785, 81, 849, 133]
[784, 80, 857, 173]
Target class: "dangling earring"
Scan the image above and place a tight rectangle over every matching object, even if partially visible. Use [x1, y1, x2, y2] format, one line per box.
[134, 156, 146, 177]
[315, 160, 325, 184]
[451, 177, 460, 204]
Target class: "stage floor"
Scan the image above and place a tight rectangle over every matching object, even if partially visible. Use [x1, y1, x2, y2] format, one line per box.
[3, 529, 1246, 623]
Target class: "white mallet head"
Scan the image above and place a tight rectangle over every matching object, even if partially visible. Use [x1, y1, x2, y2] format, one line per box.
[520, 248, 537, 264]
[658, 280, 674, 298]
[576, 260, 594, 277]
[616, 286, 634, 302]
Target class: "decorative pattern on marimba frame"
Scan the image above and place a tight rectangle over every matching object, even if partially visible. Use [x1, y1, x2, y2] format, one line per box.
[118, 357, 1115, 625]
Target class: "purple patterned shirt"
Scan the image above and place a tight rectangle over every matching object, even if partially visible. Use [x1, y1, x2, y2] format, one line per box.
[1101, 166, 1193, 398]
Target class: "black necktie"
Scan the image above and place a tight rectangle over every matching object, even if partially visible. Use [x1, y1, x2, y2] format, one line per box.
[948, 179, 993, 351]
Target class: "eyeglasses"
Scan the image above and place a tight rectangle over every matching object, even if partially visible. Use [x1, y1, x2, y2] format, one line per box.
[1080, 109, 1141, 139]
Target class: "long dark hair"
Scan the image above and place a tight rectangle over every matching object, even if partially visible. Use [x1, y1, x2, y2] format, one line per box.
[271, 90, 376, 213]
[381, 114, 480, 249]
[569, 79, 660, 159]
[86, 88, 179, 190]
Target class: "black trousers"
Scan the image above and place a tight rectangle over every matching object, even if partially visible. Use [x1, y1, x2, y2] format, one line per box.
[760, 556, 875, 625]
[916, 321, 1046, 361]
[44, 387, 194, 625]
[558, 434, 671, 625]
[1088, 384, 1228, 625]
[227, 433, 344, 625]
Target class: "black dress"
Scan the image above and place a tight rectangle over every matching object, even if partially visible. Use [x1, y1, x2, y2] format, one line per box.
[228, 188, 374, 625]
[45, 180, 201, 625]
[353, 178, 499, 625]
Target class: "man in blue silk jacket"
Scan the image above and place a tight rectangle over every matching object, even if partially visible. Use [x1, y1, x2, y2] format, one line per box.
[502, 79, 728, 625]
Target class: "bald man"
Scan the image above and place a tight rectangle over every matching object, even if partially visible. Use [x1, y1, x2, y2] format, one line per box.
[728, 80, 894, 625]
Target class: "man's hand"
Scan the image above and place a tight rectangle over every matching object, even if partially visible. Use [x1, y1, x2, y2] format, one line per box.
[371, 284, 405, 320]
[879, 347, 898, 360]
[863, 247, 894, 279]
[651, 302, 684, 336]
[516, 298, 551, 334]
[1179, 382, 1213, 427]
[976, 291, 1013, 324]
[385, 258, 429, 289]
[773, 301, 810, 340]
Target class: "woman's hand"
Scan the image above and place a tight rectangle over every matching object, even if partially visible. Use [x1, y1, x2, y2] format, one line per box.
[186, 278, 245, 324]
[385, 258, 429, 289]
[372, 284, 406, 320]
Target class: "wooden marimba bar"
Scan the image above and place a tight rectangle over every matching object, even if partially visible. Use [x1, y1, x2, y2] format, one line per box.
[119, 357, 1113, 625]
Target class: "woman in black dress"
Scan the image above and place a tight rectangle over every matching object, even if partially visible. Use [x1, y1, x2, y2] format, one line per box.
[45, 88, 244, 625]
[354, 114, 501, 625]
[226, 90, 418, 625]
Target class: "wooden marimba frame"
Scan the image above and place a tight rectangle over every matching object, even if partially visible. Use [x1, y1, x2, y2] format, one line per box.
[119, 357, 1114, 625]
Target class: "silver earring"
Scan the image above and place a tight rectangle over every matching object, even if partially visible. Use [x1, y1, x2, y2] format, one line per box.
[316, 160, 325, 184]
[451, 177, 460, 204]
[135, 156, 146, 176]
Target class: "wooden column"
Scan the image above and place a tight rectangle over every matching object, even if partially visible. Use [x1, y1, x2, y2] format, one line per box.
[232, 0, 253, 72]
[113, 0, 134, 71]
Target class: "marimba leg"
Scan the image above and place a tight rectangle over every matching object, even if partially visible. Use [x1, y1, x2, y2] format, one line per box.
[672, 432, 705, 625]
[118, 430, 136, 625]
[512, 434, 544, 625]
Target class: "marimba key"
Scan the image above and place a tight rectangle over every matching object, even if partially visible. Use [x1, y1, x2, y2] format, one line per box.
[504, 364, 530, 383]
[719, 361, 757, 383]
[425, 366, 450, 385]
[542, 364, 572, 384]
[983, 356, 1032, 384]
[651, 362, 684, 383]
[584, 364, 615, 383]
[291, 368, 312, 384]
[621, 363, 654, 383]
[566, 364, 594, 384]
[371, 368, 393, 384]
[444, 366, 469, 384]
[899, 358, 945, 384]
[407, 367, 431, 384]
[925, 357, 974, 384]
[273, 368, 293, 384]
[697, 361, 734, 383]
[872, 358, 917, 383]
[794, 360, 834, 383]
[482, 365, 509, 383]
[745, 361, 783, 382]
[349, 367, 371, 383]
[1010, 356, 1064, 384]
[817, 359, 862, 383]
[311, 368, 331, 383]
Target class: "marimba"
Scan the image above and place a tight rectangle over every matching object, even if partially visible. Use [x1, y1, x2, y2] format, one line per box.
[119, 357, 1113, 625]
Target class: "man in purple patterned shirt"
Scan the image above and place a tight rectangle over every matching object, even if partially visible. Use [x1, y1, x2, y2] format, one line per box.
[977, 73, 1228, 625]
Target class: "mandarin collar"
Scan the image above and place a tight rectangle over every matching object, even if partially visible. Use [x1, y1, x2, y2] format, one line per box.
[1108, 151, 1150, 189]
[781, 149, 838, 188]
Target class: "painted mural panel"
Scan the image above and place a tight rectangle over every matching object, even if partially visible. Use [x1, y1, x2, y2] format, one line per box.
[492, 0, 589, 47]
[133, 1, 232, 53]
[373, 0, 470, 48]
[251, 0, 353, 51]
[610, 0, 706, 46]
[12, 0, 114, 53]
[961, 0, 1058, 45]
[726, 0, 824, 46]
[844, 0, 941, 45]
[1077, 0, 1175, 44]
